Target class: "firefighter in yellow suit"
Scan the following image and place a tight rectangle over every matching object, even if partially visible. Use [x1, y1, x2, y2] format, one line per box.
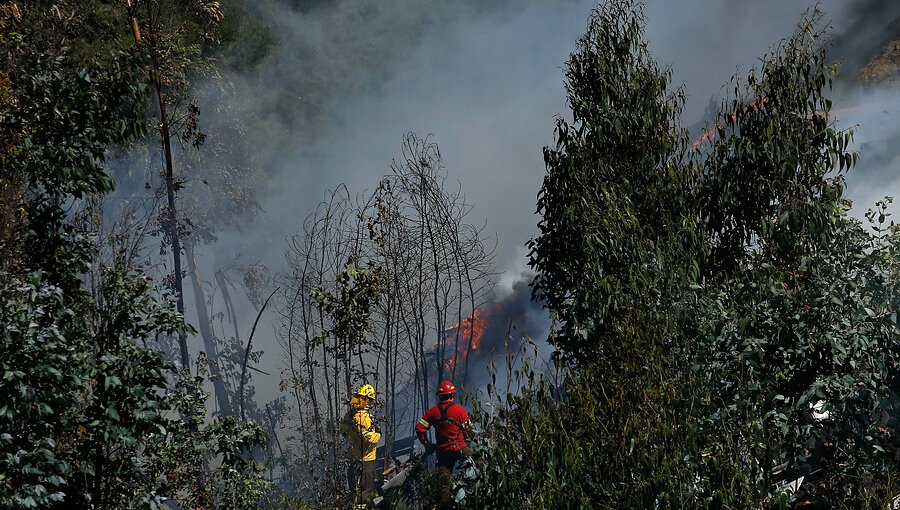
[340, 383, 381, 507]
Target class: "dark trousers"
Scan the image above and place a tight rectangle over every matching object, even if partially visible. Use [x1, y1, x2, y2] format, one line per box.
[435, 450, 462, 508]
[348, 459, 375, 504]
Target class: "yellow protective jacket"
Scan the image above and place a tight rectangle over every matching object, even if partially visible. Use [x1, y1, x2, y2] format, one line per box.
[340, 406, 381, 461]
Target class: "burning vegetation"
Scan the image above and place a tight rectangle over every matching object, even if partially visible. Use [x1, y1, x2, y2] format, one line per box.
[8, 0, 900, 508]
[441, 310, 487, 374]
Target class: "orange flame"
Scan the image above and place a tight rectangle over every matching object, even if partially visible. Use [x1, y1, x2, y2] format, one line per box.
[689, 97, 850, 152]
[690, 96, 769, 151]
[444, 310, 487, 372]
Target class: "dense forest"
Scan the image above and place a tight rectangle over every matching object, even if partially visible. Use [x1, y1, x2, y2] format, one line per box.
[3, 0, 900, 508]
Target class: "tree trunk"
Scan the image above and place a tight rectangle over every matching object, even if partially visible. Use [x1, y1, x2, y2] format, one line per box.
[126, 0, 189, 371]
[186, 241, 233, 416]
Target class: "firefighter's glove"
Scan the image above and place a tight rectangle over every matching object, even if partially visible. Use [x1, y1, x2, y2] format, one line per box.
[460, 446, 473, 457]
[424, 443, 436, 455]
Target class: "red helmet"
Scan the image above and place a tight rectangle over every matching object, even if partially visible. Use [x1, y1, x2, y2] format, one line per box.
[437, 380, 456, 396]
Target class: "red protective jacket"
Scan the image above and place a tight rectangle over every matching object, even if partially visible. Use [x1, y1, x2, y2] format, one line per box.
[415, 400, 471, 453]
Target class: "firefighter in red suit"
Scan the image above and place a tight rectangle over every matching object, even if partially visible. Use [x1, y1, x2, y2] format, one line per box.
[415, 380, 472, 507]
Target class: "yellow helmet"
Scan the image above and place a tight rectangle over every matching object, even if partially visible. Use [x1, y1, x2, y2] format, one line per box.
[356, 383, 375, 400]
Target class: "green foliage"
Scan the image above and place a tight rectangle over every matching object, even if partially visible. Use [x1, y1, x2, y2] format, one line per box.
[141, 364, 274, 510]
[700, 12, 852, 276]
[505, 1, 713, 506]
[1, 50, 146, 199]
[697, 203, 900, 505]
[486, 1, 900, 508]
[0, 5, 177, 507]
[0, 275, 85, 508]
[310, 254, 383, 351]
[0, 3, 277, 508]
[527, 0, 699, 364]
[0, 255, 197, 508]
[691, 9, 900, 506]
[1, 4, 147, 284]
[471, 351, 726, 508]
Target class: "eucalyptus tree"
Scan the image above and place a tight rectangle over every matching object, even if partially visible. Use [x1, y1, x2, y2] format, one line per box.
[478, 1, 900, 508]
[0, 3, 275, 508]
[694, 10, 900, 505]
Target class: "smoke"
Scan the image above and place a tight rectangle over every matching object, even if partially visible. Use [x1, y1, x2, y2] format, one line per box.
[179, 0, 900, 420]
[213, 0, 594, 270]
[836, 87, 900, 217]
[463, 271, 553, 394]
[194, 0, 593, 409]
[831, 0, 900, 76]
[216, 0, 900, 273]
[644, 0, 900, 219]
